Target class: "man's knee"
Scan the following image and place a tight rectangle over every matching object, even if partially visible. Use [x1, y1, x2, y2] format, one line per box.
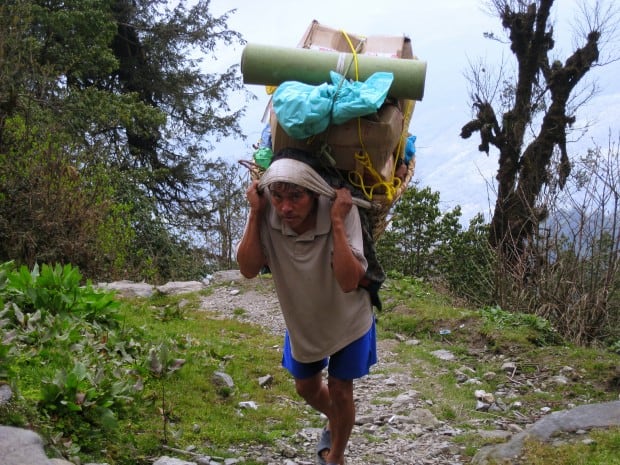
[295, 375, 322, 401]
[328, 376, 353, 403]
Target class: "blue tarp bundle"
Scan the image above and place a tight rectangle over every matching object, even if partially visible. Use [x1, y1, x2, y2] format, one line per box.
[272, 71, 394, 139]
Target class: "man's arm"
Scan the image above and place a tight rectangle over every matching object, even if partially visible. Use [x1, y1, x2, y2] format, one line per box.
[236, 180, 268, 279]
[330, 188, 366, 292]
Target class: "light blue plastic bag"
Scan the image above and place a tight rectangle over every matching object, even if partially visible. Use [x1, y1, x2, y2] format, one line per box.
[405, 135, 417, 163]
[272, 81, 335, 139]
[330, 71, 394, 124]
[272, 71, 394, 139]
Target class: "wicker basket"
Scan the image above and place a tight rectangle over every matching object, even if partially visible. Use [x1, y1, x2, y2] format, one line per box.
[240, 146, 415, 243]
[368, 155, 415, 241]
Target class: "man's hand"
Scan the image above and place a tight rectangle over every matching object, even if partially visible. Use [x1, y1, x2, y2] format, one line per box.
[331, 188, 353, 222]
[330, 188, 365, 292]
[237, 180, 268, 279]
[246, 180, 267, 213]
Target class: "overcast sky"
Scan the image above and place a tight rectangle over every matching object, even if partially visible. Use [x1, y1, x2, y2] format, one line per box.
[207, 0, 620, 224]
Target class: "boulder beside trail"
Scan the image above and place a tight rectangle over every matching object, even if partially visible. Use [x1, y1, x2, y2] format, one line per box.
[0, 425, 72, 465]
[472, 400, 620, 464]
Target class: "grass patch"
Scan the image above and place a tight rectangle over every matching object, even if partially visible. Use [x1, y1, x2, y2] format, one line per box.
[113, 297, 303, 460]
[520, 428, 620, 465]
[374, 278, 620, 437]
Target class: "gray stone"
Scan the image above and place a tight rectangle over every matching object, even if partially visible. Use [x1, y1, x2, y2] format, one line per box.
[431, 349, 455, 361]
[96, 280, 154, 298]
[210, 270, 245, 284]
[258, 374, 273, 387]
[548, 375, 569, 385]
[238, 401, 258, 410]
[0, 426, 54, 465]
[153, 457, 197, 465]
[407, 408, 441, 428]
[472, 401, 620, 465]
[501, 361, 517, 374]
[212, 371, 234, 389]
[157, 281, 205, 295]
[0, 383, 13, 404]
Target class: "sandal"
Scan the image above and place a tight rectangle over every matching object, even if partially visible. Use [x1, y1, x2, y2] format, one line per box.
[316, 427, 331, 465]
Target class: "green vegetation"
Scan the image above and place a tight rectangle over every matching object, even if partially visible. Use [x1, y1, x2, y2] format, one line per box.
[1, 261, 619, 464]
[519, 428, 620, 465]
[0, 262, 302, 463]
[376, 181, 620, 350]
[0, 0, 247, 281]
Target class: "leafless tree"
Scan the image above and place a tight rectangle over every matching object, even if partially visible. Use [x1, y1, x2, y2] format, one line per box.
[461, 0, 618, 273]
[532, 132, 620, 344]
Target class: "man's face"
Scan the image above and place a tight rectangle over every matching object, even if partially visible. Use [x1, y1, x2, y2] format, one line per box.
[269, 183, 317, 234]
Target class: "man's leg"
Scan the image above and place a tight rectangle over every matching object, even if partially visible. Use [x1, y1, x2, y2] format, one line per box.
[294, 373, 353, 465]
[324, 375, 353, 465]
[294, 371, 331, 416]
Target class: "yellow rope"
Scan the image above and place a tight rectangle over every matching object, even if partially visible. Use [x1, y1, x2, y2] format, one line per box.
[341, 31, 361, 80]
[347, 98, 415, 202]
[348, 151, 400, 202]
[337, 31, 411, 203]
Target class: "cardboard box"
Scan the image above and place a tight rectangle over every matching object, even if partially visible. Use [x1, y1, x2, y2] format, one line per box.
[270, 102, 404, 175]
[298, 20, 365, 52]
[298, 20, 413, 59]
[268, 20, 415, 181]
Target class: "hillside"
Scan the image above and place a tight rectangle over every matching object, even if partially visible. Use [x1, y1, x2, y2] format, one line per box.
[2, 269, 620, 465]
[191, 272, 620, 464]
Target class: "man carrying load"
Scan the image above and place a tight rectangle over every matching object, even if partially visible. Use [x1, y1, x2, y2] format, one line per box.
[236, 153, 376, 465]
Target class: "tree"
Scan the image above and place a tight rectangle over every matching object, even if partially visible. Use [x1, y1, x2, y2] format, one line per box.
[460, 0, 615, 271]
[377, 184, 463, 277]
[0, 0, 247, 279]
[438, 214, 497, 306]
[104, 0, 247, 219]
[531, 133, 620, 344]
[200, 159, 248, 270]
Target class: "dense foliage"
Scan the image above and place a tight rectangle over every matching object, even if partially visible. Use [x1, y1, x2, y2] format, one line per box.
[0, 0, 247, 281]
[0, 261, 149, 458]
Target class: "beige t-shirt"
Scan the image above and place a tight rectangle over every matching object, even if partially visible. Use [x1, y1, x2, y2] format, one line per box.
[259, 194, 373, 362]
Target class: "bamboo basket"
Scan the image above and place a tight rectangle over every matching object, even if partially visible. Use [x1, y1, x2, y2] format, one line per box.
[368, 154, 415, 241]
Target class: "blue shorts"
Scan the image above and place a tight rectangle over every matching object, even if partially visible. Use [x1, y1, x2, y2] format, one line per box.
[281, 318, 377, 380]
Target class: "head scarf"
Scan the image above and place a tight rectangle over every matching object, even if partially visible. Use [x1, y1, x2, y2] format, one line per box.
[258, 158, 371, 209]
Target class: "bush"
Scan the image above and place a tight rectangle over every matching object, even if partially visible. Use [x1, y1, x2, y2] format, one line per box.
[0, 262, 152, 457]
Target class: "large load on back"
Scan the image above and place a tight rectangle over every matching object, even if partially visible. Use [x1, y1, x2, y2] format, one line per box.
[240, 19, 427, 240]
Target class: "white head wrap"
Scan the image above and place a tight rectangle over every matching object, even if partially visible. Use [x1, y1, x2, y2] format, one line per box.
[258, 158, 371, 209]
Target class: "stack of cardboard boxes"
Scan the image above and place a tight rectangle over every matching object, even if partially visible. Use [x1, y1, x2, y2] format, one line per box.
[268, 20, 417, 189]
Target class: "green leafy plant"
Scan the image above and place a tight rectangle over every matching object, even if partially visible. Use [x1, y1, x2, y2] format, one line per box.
[0, 262, 157, 458]
[480, 305, 560, 345]
[40, 361, 128, 430]
[5, 263, 119, 322]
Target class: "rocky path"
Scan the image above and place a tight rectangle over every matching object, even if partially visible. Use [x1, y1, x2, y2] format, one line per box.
[198, 273, 620, 465]
[201, 277, 469, 465]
